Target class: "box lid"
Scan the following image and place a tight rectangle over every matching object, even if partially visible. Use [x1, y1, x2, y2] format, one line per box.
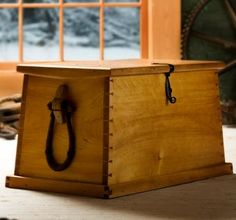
[17, 59, 224, 79]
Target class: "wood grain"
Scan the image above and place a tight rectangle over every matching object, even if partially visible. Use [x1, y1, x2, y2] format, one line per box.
[10, 60, 231, 198]
[16, 60, 224, 79]
[0, 62, 23, 97]
[15, 75, 28, 173]
[108, 70, 227, 185]
[6, 176, 107, 198]
[109, 163, 233, 198]
[16, 76, 105, 184]
[148, 0, 181, 59]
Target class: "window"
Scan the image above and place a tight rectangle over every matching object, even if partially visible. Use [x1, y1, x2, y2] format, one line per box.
[0, 0, 147, 62]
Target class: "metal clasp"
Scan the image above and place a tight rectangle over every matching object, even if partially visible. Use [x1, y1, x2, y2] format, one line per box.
[165, 64, 176, 104]
[47, 85, 69, 124]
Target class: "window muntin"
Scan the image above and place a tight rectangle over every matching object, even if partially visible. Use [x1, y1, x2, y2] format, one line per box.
[0, 0, 146, 62]
[0, 0, 18, 3]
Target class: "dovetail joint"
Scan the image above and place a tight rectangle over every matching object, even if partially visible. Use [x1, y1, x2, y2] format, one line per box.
[104, 186, 112, 199]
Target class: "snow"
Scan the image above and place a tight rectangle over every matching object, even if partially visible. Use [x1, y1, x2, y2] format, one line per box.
[0, 42, 18, 61]
[0, 2, 140, 61]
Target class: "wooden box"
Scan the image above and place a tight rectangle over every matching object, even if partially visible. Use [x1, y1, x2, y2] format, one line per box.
[6, 59, 232, 198]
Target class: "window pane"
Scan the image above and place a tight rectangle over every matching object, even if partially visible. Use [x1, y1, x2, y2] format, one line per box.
[104, 7, 140, 59]
[23, 0, 58, 2]
[105, 0, 139, 2]
[0, 0, 17, 3]
[64, 0, 98, 2]
[64, 8, 99, 60]
[24, 9, 59, 61]
[0, 9, 18, 61]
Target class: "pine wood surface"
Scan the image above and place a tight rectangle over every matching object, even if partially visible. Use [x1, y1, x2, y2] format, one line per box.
[6, 176, 107, 198]
[9, 60, 232, 197]
[148, 0, 181, 59]
[1, 128, 236, 218]
[15, 76, 105, 184]
[0, 64, 23, 97]
[16, 59, 225, 79]
[109, 163, 232, 198]
[108, 70, 226, 185]
[6, 163, 232, 199]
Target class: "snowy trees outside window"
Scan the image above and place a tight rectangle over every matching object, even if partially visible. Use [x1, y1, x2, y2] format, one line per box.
[105, 0, 139, 2]
[64, 0, 99, 2]
[0, 0, 140, 61]
[23, 0, 57, 2]
[0, 9, 18, 60]
[104, 7, 139, 59]
[0, 0, 17, 3]
[64, 8, 100, 60]
[24, 9, 59, 60]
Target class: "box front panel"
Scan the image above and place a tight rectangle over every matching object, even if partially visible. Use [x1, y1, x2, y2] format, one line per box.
[16, 75, 105, 184]
[108, 70, 225, 185]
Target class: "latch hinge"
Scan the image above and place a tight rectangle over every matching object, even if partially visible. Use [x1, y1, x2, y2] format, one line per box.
[165, 64, 176, 104]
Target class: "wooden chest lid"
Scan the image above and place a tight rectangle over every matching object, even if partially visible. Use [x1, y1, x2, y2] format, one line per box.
[17, 59, 224, 79]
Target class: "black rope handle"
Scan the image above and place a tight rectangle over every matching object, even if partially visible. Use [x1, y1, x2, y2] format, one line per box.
[165, 64, 176, 104]
[45, 86, 76, 172]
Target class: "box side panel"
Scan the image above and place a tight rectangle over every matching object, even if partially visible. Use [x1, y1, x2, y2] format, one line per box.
[15, 75, 28, 174]
[16, 76, 105, 184]
[108, 70, 226, 185]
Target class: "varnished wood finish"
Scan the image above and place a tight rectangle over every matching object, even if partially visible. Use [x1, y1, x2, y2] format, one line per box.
[140, 0, 148, 58]
[7, 60, 232, 198]
[109, 163, 233, 198]
[0, 73, 23, 97]
[18, 0, 23, 62]
[6, 163, 232, 198]
[17, 59, 224, 79]
[0, 62, 17, 70]
[15, 76, 28, 173]
[108, 70, 226, 185]
[6, 176, 108, 198]
[0, 63, 23, 97]
[15, 76, 105, 184]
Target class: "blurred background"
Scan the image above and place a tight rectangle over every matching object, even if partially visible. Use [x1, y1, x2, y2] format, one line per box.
[182, 0, 236, 123]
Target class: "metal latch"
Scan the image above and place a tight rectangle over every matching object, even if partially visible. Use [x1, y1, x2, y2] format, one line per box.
[47, 85, 72, 123]
[151, 62, 177, 104]
[165, 64, 176, 104]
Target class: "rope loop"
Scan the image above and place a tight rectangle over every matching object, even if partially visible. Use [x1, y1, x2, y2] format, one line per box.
[45, 85, 76, 172]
